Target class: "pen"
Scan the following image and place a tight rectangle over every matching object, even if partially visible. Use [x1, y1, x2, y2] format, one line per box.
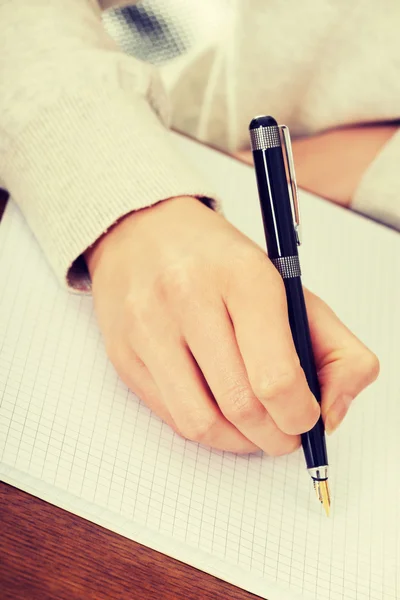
[249, 115, 331, 516]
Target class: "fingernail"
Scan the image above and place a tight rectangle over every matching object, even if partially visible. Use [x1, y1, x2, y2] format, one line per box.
[325, 394, 353, 435]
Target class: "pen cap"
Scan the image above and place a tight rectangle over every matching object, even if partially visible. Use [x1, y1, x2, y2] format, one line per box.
[249, 116, 278, 129]
[250, 118, 298, 258]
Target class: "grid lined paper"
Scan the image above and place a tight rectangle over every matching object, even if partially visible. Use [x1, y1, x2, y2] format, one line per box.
[0, 138, 399, 600]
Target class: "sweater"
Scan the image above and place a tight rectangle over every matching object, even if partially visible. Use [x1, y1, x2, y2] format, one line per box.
[0, 0, 399, 290]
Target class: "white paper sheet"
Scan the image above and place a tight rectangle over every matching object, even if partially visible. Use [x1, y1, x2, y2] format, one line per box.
[1, 136, 399, 600]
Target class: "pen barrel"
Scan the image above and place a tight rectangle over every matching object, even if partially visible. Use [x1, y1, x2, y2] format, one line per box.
[250, 118, 328, 471]
[284, 277, 328, 469]
[252, 148, 298, 259]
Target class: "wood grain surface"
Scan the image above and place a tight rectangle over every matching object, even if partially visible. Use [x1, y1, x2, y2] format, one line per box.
[0, 193, 262, 599]
[0, 484, 262, 600]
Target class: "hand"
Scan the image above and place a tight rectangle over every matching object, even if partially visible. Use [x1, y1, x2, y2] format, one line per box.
[85, 197, 379, 454]
[236, 124, 397, 206]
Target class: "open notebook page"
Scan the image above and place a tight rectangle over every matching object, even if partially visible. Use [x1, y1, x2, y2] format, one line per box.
[0, 135, 399, 600]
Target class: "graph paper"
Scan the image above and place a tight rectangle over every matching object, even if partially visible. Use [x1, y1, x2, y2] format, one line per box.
[0, 138, 399, 600]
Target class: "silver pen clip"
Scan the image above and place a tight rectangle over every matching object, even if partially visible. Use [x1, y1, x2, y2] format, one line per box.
[279, 125, 301, 245]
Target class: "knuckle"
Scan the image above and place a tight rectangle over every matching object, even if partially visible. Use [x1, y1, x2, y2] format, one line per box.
[252, 367, 300, 403]
[359, 349, 380, 384]
[157, 258, 199, 303]
[227, 244, 286, 304]
[239, 245, 283, 285]
[123, 292, 150, 326]
[123, 291, 161, 339]
[179, 413, 218, 444]
[222, 383, 259, 423]
[233, 245, 269, 279]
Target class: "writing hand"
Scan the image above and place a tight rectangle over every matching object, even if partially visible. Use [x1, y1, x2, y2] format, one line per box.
[85, 197, 379, 454]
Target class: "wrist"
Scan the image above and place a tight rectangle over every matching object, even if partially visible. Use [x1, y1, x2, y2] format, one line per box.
[84, 212, 132, 279]
[84, 196, 198, 278]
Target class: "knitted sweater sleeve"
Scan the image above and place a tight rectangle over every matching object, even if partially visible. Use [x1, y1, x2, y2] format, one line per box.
[0, 0, 217, 291]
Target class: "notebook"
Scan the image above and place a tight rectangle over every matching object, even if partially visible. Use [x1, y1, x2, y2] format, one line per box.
[0, 135, 399, 600]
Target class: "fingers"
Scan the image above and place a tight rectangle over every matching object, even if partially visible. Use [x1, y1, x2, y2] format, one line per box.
[106, 338, 176, 430]
[183, 298, 300, 456]
[225, 252, 320, 436]
[157, 344, 259, 453]
[304, 289, 380, 434]
[126, 308, 258, 454]
[109, 335, 251, 452]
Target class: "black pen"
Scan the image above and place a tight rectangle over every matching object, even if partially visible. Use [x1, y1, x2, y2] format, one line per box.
[249, 115, 330, 516]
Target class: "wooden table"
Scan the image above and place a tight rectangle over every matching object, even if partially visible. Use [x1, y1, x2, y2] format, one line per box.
[0, 189, 261, 599]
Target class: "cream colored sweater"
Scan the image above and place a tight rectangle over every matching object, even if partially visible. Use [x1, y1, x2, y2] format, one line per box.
[1, 0, 399, 290]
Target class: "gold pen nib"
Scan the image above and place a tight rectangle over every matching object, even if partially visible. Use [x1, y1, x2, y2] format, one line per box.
[313, 480, 331, 516]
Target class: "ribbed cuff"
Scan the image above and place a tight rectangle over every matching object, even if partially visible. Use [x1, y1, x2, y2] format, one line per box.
[352, 129, 400, 231]
[2, 91, 220, 292]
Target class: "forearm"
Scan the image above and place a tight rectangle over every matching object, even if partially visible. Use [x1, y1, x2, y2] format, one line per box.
[291, 124, 398, 207]
[235, 123, 398, 214]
